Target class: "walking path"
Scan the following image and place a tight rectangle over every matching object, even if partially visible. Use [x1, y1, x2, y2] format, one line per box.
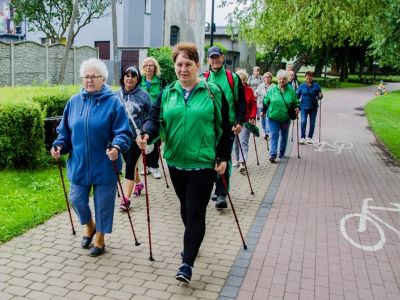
[0, 84, 399, 299]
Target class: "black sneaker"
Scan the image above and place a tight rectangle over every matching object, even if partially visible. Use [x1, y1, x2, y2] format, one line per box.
[176, 264, 192, 284]
[269, 156, 276, 163]
[264, 133, 269, 140]
[210, 193, 218, 201]
[215, 196, 228, 209]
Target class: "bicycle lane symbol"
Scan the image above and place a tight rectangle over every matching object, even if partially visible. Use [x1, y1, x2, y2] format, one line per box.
[312, 140, 353, 154]
[340, 198, 400, 251]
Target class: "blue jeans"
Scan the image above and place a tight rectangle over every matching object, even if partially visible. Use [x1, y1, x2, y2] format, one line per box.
[233, 127, 251, 162]
[300, 109, 318, 139]
[257, 107, 269, 135]
[70, 183, 116, 233]
[268, 119, 290, 158]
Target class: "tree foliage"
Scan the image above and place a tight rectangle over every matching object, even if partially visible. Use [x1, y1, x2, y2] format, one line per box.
[12, 0, 111, 43]
[147, 47, 176, 84]
[221, 0, 399, 69]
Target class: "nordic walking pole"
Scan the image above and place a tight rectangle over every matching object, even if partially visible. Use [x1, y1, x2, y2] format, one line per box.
[220, 173, 248, 250]
[291, 120, 294, 142]
[54, 146, 76, 235]
[252, 134, 259, 166]
[141, 136, 155, 261]
[318, 97, 322, 143]
[107, 143, 141, 246]
[236, 135, 255, 195]
[156, 142, 169, 188]
[296, 118, 300, 159]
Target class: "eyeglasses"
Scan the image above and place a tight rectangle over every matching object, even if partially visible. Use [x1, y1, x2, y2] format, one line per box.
[82, 75, 102, 81]
[144, 64, 155, 68]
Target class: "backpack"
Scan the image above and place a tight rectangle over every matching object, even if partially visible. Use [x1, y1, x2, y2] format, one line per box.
[204, 69, 234, 95]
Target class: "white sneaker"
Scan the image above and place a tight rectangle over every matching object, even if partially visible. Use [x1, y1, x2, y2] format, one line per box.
[140, 167, 150, 175]
[307, 138, 314, 144]
[151, 168, 161, 179]
[299, 138, 306, 144]
[232, 161, 239, 167]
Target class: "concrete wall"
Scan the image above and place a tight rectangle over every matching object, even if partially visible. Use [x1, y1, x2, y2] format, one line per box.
[0, 41, 98, 86]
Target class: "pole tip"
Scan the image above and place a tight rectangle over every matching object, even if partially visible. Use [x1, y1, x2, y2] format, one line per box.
[243, 244, 248, 250]
[72, 230, 76, 235]
[149, 256, 155, 261]
[135, 242, 141, 246]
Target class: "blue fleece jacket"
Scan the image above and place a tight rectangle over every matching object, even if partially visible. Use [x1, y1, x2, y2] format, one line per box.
[53, 85, 132, 185]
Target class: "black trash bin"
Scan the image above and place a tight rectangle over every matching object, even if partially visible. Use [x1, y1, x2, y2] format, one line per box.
[44, 116, 62, 150]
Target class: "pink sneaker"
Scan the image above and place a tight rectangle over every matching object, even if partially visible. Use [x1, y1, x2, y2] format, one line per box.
[119, 196, 130, 210]
[133, 183, 144, 198]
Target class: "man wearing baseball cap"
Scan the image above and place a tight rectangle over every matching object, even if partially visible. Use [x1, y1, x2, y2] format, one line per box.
[202, 46, 246, 209]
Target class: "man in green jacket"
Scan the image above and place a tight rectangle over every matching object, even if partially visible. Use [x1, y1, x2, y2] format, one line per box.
[202, 46, 246, 209]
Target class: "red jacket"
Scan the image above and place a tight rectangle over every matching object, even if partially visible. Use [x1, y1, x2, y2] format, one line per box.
[244, 84, 257, 121]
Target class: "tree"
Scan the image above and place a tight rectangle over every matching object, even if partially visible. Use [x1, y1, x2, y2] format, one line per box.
[147, 47, 175, 84]
[58, 0, 79, 84]
[12, 0, 111, 44]
[221, 0, 395, 78]
[111, 0, 118, 84]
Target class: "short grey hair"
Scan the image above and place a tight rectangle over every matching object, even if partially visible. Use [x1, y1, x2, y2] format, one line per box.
[276, 69, 288, 80]
[80, 58, 108, 81]
[236, 68, 249, 81]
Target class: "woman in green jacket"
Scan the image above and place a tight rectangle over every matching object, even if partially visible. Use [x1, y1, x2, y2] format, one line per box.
[261, 69, 300, 162]
[136, 43, 231, 284]
[139, 57, 166, 179]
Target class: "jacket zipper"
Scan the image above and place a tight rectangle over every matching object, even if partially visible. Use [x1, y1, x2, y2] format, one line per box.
[85, 96, 92, 183]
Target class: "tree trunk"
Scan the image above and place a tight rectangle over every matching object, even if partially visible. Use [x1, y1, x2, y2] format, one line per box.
[313, 56, 325, 77]
[58, 0, 79, 84]
[292, 52, 310, 74]
[339, 42, 349, 82]
[112, 0, 118, 85]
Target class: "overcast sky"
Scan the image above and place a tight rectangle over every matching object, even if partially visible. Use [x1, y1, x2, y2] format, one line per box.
[205, 0, 235, 26]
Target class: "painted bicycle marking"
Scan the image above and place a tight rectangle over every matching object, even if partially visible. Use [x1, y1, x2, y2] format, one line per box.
[340, 198, 400, 251]
[312, 140, 353, 154]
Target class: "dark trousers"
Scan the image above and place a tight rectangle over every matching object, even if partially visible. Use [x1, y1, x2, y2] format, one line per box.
[214, 130, 235, 196]
[146, 140, 160, 169]
[122, 142, 142, 180]
[169, 167, 216, 267]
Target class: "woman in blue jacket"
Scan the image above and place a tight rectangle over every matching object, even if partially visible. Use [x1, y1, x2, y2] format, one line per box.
[296, 71, 323, 144]
[51, 58, 132, 257]
[118, 66, 152, 210]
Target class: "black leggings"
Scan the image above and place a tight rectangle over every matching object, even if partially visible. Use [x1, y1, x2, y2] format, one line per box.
[146, 140, 161, 169]
[122, 142, 142, 180]
[168, 167, 216, 267]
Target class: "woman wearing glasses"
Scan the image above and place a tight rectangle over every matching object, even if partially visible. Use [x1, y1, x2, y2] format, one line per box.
[51, 58, 132, 257]
[139, 57, 167, 179]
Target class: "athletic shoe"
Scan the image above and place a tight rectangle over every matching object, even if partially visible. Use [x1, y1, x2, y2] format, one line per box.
[269, 156, 276, 163]
[232, 161, 240, 168]
[133, 183, 144, 197]
[238, 163, 246, 173]
[278, 154, 286, 159]
[140, 167, 150, 175]
[215, 196, 228, 209]
[299, 138, 306, 144]
[151, 168, 161, 179]
[119, 196, 131, 210]
[176, 263, 192, 284]
[307, 138, 314, 144]
[264, 133, 269, 140]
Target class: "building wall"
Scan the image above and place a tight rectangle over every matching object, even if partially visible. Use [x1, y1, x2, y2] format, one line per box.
[164, 0, 206, 67]
[0, 41, 97, 86]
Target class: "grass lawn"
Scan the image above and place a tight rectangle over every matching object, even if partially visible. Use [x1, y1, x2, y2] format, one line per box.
[0, 166, 69, 244]
[365, 91, 400, 161]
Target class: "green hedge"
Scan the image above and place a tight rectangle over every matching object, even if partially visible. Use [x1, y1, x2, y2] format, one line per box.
[32, 93, 70, 118]
[0, 103, 45, 169]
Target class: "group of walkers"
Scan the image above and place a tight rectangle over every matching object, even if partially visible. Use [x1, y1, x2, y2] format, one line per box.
[50, 43, 323, 285]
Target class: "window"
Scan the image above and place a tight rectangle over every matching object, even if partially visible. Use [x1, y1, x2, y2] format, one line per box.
[170, 25, 180, 46]
[94, 41, 110, 60]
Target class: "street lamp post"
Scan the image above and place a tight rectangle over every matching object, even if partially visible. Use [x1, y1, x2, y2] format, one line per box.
[210, 0, 215, 46]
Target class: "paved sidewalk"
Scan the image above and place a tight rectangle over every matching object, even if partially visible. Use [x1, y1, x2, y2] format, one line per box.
[0, 112, 276, 298]
[232, 83, 400, 300]
[1, 84, 399, 299]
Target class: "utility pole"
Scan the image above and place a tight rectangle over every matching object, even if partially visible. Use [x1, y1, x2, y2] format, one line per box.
[112, 0, 118, 85]
[210, 0, 215, 46]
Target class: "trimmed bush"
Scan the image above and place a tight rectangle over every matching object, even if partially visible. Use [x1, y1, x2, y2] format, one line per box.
[0, 103, 45, 169]
[32, 93, 70, 118]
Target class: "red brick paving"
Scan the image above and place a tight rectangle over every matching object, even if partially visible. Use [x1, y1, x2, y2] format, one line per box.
[238, 84, 400, 299]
